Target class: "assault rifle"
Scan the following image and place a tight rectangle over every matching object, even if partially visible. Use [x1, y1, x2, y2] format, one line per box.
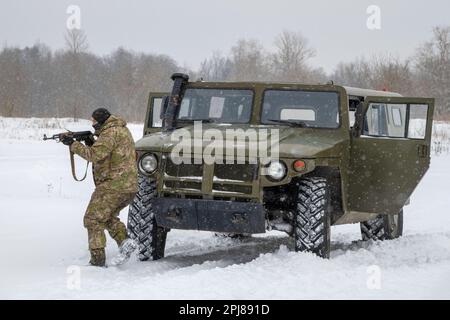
[43, 130, 94, 144]
[43, 131, 95, 182]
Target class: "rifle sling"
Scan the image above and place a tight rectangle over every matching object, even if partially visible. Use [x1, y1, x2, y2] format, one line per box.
[70, 150, 89, 182]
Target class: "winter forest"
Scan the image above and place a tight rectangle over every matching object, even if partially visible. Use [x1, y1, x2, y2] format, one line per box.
[1, 26, 449, 122]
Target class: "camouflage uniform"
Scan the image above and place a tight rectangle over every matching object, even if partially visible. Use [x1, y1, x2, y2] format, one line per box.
[71, 115, 138, 252]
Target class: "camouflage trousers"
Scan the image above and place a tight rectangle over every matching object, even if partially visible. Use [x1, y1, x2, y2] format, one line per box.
[84, 189, 136, 250]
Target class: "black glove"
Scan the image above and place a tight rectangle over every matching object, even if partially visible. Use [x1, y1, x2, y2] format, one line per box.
[84, 134, 95, 147]
[61, 135, 74, 146]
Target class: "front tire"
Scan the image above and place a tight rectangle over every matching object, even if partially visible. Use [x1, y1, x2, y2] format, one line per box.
[127, 175, 168, 261]
[360, 210, 403, 241]
[293, 177, 331, 258]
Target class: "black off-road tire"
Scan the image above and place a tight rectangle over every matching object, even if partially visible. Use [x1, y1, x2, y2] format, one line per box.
[360, 210, 403, 241]
[127, 190, 141, 241]
[294, 177, 331, 259]
[127, 175, 168, 261]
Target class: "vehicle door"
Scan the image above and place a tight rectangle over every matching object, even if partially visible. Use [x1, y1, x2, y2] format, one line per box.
[348, 96, 434, 215]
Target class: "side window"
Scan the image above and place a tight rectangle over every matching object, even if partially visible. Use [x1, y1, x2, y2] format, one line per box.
[408, 104, 428, 139]
[364, 103, 407, 138]
[349, 110, 356, 128]
[370, 104, 381, 135]
[363, 102, 429, 139]
[385, 104, 407, 138]
[391, 107, 403, 126]
[364, 104, 389, 136]
[348, 99, 360, 128]
[151, 98, 163, 128]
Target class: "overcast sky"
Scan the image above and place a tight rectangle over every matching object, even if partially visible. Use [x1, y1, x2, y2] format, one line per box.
[1, 0, 449, 73]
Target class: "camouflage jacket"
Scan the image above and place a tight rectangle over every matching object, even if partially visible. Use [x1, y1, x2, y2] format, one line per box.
[71, 115, 138, 193]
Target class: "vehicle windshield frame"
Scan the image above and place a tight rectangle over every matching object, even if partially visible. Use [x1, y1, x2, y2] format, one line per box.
[176, 87, 255, 124]
[260, 88, 342, 129]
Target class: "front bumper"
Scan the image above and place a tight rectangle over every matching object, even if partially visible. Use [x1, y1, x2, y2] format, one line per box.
[153, 198, 266, 234]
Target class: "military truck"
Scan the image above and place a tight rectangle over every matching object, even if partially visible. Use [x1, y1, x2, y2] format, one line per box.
[127, 73, 434, 260]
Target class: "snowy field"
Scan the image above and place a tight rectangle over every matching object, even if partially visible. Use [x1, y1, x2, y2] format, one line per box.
[0, 117, 449, 299]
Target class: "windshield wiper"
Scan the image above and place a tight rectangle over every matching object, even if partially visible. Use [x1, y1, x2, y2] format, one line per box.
[266, 119, 308, 127]
[177, 118, 218, 123]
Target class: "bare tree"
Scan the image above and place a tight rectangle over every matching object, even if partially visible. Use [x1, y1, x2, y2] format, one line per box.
[371, 54, 413, 94]
[333, 58, 372, 88]
[199, 51, 232, 81]
[332, 54, 413, 95]
[0, 48, 27, 116]
[63, 29, 89, 120]
[65, 29, 88, 54]
[106, 48, 140, 119]
[229, 39, 270, 81]
[415, 26, 450, 118]
[272, 30, 316, 82]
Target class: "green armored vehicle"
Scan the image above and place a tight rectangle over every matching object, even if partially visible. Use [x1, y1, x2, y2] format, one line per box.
[127, 73, 434, 259]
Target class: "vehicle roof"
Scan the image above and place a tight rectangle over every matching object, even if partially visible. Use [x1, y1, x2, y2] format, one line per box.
[343, 86, 403, 98]
[188, 81, 403, 98]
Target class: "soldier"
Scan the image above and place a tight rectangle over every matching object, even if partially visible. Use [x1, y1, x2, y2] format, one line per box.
[61, 108, 139, 267]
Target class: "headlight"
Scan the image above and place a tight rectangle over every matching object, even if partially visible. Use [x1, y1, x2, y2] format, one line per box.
[139, 153, 158, 174]
[266, 161, 287, 181]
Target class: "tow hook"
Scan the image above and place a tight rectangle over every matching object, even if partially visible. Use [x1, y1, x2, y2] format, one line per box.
[231, 212, 247, 224]
[167, 204, 182, 222]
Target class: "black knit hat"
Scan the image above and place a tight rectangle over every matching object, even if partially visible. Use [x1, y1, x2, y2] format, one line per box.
[92, 108, 111, 125]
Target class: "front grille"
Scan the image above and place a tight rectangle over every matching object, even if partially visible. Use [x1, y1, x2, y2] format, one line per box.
[164, 157, 203, 177]
[162, 155, 258, 198]
[215, 163, 258, 181]
[212, 183, 252, 194]
[164, 181, 202, 190]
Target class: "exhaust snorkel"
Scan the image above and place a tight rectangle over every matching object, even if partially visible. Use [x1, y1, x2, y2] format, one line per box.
[163, 73, 190, 132]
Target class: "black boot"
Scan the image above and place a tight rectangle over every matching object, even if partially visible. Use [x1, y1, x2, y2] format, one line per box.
[89, 248, 106, 267]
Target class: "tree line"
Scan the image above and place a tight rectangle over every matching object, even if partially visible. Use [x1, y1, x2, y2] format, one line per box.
[0, 27, 449, 122]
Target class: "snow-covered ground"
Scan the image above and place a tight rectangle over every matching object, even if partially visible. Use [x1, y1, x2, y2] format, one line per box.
[0, 117, 449, 299]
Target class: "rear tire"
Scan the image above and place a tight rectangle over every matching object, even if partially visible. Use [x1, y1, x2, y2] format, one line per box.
[127, 175, 168, 261]
[293, 177, 331, 259]
[360, 210, 403, 241]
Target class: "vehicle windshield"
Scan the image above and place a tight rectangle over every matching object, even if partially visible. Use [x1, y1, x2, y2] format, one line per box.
[261, 90, 340, 128]
[177, 88, 253, 123]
